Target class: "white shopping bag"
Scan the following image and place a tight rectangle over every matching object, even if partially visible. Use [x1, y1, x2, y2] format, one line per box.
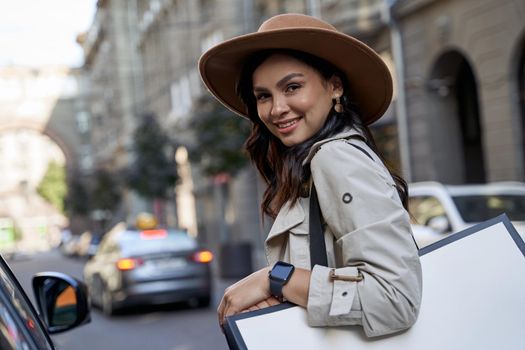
[224, 214, 525, 350]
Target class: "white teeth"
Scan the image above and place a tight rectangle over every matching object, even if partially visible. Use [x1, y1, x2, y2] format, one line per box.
[278, 119, 298, 128]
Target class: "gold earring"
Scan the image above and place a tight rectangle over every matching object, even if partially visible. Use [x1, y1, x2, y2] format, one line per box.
[334, 96, 343, 113]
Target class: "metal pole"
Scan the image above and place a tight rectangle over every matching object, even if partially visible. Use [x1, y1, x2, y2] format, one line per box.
[384, 0, 412, 182]
[306, 0, 321, 17]
[242, 0, 254, 33]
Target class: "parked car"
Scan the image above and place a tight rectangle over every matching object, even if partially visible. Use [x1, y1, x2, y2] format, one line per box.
[0, 254, 90, 349]
[83, 222, 213, 316]
[86, 233, 103, 259]
[59, 234, 81, 257]
[409, 181, 525, 248]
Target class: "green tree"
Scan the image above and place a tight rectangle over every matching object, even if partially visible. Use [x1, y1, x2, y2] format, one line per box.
[188, 95, 251, 176]
[127, 113, 178, 199]
[65, 176, 90, 215]
[92, 168, 121, 211]
[37, 161, 67, 213]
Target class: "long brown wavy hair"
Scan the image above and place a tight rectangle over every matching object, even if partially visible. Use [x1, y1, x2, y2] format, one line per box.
[236, 49, 408, 219]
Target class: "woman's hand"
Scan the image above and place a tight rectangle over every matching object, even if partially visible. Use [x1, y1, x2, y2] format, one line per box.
[241, 296, 281, 313]
[217, 267, 272, 327]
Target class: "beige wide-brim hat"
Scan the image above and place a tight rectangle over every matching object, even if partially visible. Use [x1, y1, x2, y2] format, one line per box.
[198, 13, 393, 125]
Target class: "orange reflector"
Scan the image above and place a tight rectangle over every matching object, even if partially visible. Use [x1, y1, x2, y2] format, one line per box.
[140, 229, 168, 240]
[117, 258, 137, 270]
[27, 319, 35, 330]
[193, 250, 213, 263]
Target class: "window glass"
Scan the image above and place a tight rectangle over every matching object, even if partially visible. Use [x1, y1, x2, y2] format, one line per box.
[409, 196, 447, 226]
[0, 259, 52, 349]
[452, 195, 525, 223]
[0, 301, 29, 349]
[119, 230, 196, 256]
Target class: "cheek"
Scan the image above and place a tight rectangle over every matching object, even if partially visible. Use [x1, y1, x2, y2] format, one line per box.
[309, 98, 332, 123]
[257, 106, 271, 126]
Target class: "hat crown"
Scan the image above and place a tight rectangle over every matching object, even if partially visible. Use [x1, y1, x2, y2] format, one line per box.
[258, 13, 337, 33]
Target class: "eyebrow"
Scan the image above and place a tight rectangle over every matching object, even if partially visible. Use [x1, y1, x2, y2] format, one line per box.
[253, 72, 305, 92]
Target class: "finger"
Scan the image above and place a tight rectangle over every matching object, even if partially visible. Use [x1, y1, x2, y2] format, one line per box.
[217, 296, 227, 326]
[255, 299, 271, 309]
[240, 306, 258, 313]
[223, 304, 238, 320]
[266, 297, 281, 306]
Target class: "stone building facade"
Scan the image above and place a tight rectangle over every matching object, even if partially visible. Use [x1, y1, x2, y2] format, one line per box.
[77, 0, 150, 226]
[78, 0, 144, 172]
[392, 0, 525, 184]
[79, 0, 525, 269]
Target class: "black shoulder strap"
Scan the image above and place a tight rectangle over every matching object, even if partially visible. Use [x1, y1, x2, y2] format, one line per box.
[309, 184, 328, 268]
[308, 136, 374, 269]
[308, 137, 419, 265]
[344, 135, 374, 161]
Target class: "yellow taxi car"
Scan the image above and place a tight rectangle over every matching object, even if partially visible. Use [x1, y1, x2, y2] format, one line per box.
[83, 215, 213, 316]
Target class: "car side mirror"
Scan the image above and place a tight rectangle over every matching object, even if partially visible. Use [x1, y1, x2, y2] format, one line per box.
[32, 272, 91, 334]
[427, 215, 451, 234]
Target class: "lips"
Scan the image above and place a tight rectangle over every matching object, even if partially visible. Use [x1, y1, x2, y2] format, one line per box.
[276, 117, 301, 129]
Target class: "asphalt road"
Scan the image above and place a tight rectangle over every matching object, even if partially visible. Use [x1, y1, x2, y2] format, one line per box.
[8, 250, 231, 350]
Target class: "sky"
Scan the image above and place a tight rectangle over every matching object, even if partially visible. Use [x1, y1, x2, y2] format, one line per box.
[0, 0, 98, 67]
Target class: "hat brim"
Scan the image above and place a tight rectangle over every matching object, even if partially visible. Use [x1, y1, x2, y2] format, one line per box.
[199, 28, 393, 125]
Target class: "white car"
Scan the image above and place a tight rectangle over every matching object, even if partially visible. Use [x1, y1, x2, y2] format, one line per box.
[408, 181, 525, 248]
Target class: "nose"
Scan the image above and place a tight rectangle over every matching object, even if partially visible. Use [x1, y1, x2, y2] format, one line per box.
[270, 95, 289, 118]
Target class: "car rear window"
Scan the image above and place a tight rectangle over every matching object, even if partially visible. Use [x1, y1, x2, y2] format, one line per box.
[452, 194, 525, 222]
[118, 230, 197, 255]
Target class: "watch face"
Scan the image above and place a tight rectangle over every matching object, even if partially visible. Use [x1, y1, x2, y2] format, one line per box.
[272, 263, 294, 281]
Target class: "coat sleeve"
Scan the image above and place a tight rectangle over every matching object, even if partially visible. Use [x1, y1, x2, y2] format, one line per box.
[306, 140, 422, 337]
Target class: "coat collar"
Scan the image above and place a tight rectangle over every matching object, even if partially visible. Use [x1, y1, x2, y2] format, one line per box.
[302, 128, 365, 165]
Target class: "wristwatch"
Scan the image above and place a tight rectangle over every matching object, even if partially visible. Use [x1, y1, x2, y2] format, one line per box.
[269, 261, 295, 302]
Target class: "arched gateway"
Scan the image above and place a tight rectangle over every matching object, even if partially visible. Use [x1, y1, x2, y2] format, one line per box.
[0, 66, 83, 252]
[427, 50, 486, 184]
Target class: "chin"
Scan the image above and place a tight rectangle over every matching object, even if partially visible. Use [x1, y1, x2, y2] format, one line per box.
[280, 136, 304, 147]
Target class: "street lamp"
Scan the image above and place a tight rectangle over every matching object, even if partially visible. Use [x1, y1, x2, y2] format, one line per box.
[382, 0, 412, 182]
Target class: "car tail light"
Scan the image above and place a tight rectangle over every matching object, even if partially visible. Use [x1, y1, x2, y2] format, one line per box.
[192, 250, 213, 263]
[140, 229, 168, 240]
[117, 258, 143, 271]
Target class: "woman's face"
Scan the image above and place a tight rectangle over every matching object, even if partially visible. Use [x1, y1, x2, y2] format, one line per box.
[252, 54, 343, 147]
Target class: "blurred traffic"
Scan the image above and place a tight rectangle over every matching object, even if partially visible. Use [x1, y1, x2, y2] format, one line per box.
[83, 214, 213, 316]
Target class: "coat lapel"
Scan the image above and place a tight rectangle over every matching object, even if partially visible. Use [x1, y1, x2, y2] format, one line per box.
[266, 200, 305, 242]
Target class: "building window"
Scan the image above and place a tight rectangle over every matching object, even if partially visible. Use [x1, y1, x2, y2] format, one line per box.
[76, 111, 90, 134]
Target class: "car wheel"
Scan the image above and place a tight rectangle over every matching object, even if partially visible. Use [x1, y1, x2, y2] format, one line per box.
[198, 295, 211, 308]
[102, 286, 115, 316]
[89, 276, 103, 309]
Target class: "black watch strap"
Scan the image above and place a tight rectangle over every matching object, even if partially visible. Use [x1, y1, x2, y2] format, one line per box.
[270, 277, 284, 301]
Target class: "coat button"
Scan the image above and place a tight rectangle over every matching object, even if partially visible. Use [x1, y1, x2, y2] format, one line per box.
[342, 193, 352, 203]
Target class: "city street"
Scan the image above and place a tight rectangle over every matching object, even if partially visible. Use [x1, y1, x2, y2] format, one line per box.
[8, 250, 230, 350]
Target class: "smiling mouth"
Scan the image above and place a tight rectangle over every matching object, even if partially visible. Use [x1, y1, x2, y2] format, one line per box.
[276, 117, 301, 129]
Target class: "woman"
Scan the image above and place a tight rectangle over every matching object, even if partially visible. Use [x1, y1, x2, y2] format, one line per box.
[199, 13, 422, 338]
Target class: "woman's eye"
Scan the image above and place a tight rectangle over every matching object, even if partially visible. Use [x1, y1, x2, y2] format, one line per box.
[285, 84, 301, 93]
[255, 93, 269, 101]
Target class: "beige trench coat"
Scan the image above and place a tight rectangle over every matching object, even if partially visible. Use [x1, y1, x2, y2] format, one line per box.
[265, 129, 422, 338]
